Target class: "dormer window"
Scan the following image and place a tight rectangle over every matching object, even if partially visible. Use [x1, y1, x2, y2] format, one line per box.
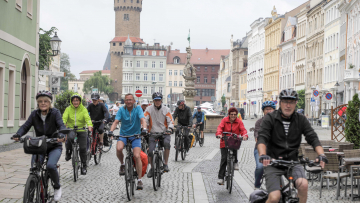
[173, 56, 180, 64]
[160, 51, 164, 56]
[136, 51, 141, 55]
[144, 51, 148, 56]
[152, 51, 156, 56]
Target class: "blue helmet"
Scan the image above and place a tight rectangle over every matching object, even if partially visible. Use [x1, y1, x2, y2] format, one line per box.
[262, 101, 276, 111]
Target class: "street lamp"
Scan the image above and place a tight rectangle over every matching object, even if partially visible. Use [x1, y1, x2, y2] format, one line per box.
[152, 81, 157, 94]
[334, 81, 340, 108]
[311, 86, 316, 126]
[50, 32, 62, 56]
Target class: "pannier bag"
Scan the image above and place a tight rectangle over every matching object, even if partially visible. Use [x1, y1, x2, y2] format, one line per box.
[23, 136, 47, 154]
[249, 189, 268, 203]
[190, 133, 195, 148]
[133, 151, 148, 177]
[224, 135, 241, 150]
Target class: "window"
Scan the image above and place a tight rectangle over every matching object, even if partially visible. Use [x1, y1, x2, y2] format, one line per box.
[174, 81, 178, 86]
[136, 51, 141, 55]
[135, 86, 140, 90]
[152, 74, 156, 81]
[173, 57, 180, 64]
[27, 0, 33, 17]
[124, 14, 129, 21]
[144, 61, 148, 68]
[244, 51, 248, 55]
[152, 61, 155, 68]
[159, 87, 163, 93]
[179, 81, 183, 87]
[169, 81, 172, 86]
[144, 51, 148, 56]
[197, 67, 200, 71]
[144, 86, 148, 94]
[204, 67, 208, 71]
[197, 76, 200, 83]
[159, 74, 164, 81]
[212, 67, 215, 72]
[160, 51, 164, 56]
[20, 64, 27, 120]
[113, 43, 116, 46]
[0, 62, 4, 125]
[124, 73, 133, 81]
[174, 70, 178, 76]
[160, 61, 164, 68]
[130, 61, 133, 67]
[211, 76, 215, 84]
[204, 76, 208, 84]
[227, 83, 231, 93]
[136, 61, 140, 67]
[136, 73, 140, 80]
[119, 43, 122, 46]
[144, 73, 148, 81]
[169, 70, 172, 75]
[151, 87, 155, 94]
[152, 51, 156, 56]
[123, 86, 132, 94]
[180, 70, 183, 75]
[16, 0, 22, 11]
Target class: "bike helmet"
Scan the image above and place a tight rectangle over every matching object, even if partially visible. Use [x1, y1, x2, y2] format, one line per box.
[71, 94, 82, 102]
[262, 101, 276, 111]
[36, 90, 53, 101]
[279, 89, 298, 101]
[197, 106, 201, 110]
[177, 100, 185, 106]
[152, 92, 163, 100]
[91, 93, 100, 100]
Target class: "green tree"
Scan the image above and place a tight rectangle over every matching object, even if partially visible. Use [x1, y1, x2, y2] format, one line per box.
[345, 93, 360, 148]
[297, 89, 305, 109]
[60, 53, 76, 90]
[221, 94, 226, 111]
[54, 90, 87, 115]
[39, 27, 57, 70]
[83, 71, 113, 96]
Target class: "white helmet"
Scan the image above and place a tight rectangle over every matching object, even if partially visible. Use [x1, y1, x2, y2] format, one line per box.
[141, 99, 149, 105]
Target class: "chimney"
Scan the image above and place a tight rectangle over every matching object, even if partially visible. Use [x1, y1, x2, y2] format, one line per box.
[206, 47, 208, 53]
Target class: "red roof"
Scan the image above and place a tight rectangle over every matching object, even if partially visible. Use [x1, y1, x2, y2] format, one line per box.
[110, 36, 145, 43]
[191, 49, 230, 65]
[79, 70, 110, 74]
[167, 51, 187, 64]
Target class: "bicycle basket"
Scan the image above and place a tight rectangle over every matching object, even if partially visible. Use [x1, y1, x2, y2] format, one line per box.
[224, 136, 241, 150]
[103, 133, 109, 146]
[23, 136, 47, 155]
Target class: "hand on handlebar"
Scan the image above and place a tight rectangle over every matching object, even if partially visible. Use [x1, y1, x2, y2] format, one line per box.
[11, 134, 21, 142]
[88, 126, 93, 132]
[216, 135, 223, 139]
[316, 155, 328, 168]
[259, 154, 271, 167]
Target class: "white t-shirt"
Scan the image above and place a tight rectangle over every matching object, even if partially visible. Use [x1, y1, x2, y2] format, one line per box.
[112, 105, 119, 116]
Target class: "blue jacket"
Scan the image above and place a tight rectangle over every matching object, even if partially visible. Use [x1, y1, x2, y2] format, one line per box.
[104, 103, 111, 119]
[193, 111, 204, 123]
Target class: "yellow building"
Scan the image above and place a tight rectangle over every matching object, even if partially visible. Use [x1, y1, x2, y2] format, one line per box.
[264, 6, 285, 102]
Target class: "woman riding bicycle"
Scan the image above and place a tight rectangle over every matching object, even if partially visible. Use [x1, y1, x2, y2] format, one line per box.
[216, 107, 248, 185]
[63, 93, 93, 175]
[12, 90, 66, 202]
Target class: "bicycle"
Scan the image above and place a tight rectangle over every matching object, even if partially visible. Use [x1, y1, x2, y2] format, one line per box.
[148, 132, 170, 191]
[174, 125, 190, 161]
[11, 129, 70, 203]
[91, 120, 103, 165]
[217, 132, 243, 194]
[66, 126, 87, 182]
[102, 121, 114, 153]
[114, 134, 141, 201]
[141, 133, 149, 155]
[192, 123, 204, 147]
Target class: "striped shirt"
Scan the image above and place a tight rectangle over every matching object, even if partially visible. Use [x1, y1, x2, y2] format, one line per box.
[144, 105, 174, 133]
[282, 121, 291, 136]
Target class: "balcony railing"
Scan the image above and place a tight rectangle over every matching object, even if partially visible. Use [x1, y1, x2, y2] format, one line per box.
[344, 69, 359, 81]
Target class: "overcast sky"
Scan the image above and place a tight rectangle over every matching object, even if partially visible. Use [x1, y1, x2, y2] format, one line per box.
[40, 0, 308, 78]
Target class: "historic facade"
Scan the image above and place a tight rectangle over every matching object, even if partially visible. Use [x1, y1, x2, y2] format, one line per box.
[166, 49, 186, 105]
[232, 36, 248, 108]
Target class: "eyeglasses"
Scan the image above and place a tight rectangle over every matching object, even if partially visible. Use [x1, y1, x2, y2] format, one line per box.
[125, 99, 133, 102]
[282, 100, 296, 105]
[37, 100, 50, 104]
[229, 114, 237, 116]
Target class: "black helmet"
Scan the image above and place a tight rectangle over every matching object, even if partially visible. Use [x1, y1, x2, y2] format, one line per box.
[279, 89, 298, 101]
[152, 92, 163, 100]
[36, 90, 53, 101]
[197, 106, 201, 110]
[71, 94, 82, 102]
[91, 93, 100, 100]
[177, 100, 185, 106]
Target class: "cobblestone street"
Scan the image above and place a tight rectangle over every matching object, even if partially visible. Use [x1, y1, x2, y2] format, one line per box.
[0, 118, 357, 202]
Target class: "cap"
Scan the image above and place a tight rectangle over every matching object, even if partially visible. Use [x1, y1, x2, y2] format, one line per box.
[141, 99, 149, 105]
[99, 97, 105, 101]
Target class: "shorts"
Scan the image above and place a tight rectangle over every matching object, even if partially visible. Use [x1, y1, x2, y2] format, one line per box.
[148, 134, 171, 157]
[198, 123, 204, 131]
[93, 122, 104, 134]
[118, 136, 141, 149]
[264, 164, 306, 193]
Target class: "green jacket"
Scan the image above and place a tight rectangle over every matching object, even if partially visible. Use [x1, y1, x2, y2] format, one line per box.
[63, 93, 93, 130]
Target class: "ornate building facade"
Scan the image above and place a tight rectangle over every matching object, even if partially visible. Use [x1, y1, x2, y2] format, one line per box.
[232, 36, 248, 108]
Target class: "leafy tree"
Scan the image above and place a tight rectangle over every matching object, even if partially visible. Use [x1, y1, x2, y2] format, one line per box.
[54, 90, 87, 115]
[39, 27, 57, 70]
[83, 71, 113, 97]
[297, 89, 305, 109]
[60, 53, 76, 90]
[221, 94, 226, 111]
[345, 93, 360, 148]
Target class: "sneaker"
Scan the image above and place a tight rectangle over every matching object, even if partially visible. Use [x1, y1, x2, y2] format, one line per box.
[163, 164, 170, 172]
[217, 179, 224, 185]
[254, 187, 261, 190]
[81, 165, 87, 175]
[119, 165, 125, 176]
[65, 152, 71, 161]
[147, 168, 153, 178]
[234, 163, 239, 171]
[54, 187, 62, 201]
[137, 180, 143, 190]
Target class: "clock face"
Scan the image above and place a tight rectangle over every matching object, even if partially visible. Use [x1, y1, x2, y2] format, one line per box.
[52, 77, 59, 85]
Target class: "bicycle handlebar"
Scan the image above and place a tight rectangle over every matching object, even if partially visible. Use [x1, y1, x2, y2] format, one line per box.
[113, 134, 140, 139]
[216, 132, 243, 141]
[92, 120, 104, 123]
[11, 137, 59, 144]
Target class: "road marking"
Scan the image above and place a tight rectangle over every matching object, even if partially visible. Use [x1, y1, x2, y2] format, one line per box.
[183, 159, 202, 173]
[192, 172, 209, 203]
[205, 148, 220, 160]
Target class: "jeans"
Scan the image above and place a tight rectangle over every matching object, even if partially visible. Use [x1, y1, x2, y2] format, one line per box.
[66, 131, 88, 166]
[31, 145, 62, 189]
[254, 148, 264, 188]
[218, 148, 238, 179]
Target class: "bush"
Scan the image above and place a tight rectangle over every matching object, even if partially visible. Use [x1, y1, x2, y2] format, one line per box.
[54, 90, 87, 115]
[345, 93, 360, 148]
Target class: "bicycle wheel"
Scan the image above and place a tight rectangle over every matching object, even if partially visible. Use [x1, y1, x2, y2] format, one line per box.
[94, 140, 102, 165]
[101, 136, 112, 153]
[228, 161, 234, 194]
[23, 174, 40, 203]
[193, 131, 198, 147]
[72, 145, 80, 182]
[175, 137, 180, 161]
[181, 137, 187, 161]
[152, 153, 159, 191]
[44, 172, 54, 202]
[131, 159, 136, 195]
[157, 151, 163, 188]
[125, 158, 132, 201]
[87, 137, 92, 166]
[200, 134, 204, 147]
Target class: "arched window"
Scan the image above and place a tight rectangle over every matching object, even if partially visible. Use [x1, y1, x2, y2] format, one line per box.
[20, 63, 27, 120]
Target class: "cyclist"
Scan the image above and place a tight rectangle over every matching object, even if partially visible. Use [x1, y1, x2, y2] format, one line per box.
[192, 106, 205, 143]
[111, 102, 120, 122]
[257, 89, 327, 203]
[108, 93, 148, 190]
[63, 93, 93, 175]
[172, 100, 193, 152]
[216, 107, 248, 185]
[141, 99, 149, 112]
[87, 93, 109, 147]
[253, 101, 276, 189]
[99, 97, 111, 122]
[12, 91, 66, 202]
[144, 92, 174, 177]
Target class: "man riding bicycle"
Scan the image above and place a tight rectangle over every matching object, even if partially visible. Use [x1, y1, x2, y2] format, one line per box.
[108, 93, 148, 190]
[257, 89, 327, 203]
[87, 93, 109, 147]
[144, 92, 174, 177]
[63, 93, 93, 175]
[172, 100, 192, 152]
[192, 106, 205, 143]
[99, 97, 111, 122]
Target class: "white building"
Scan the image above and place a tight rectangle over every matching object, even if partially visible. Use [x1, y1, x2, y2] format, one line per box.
[216, 54, 231, 109]
[121, 37, 167, 101]
[247, 18, 267, 116]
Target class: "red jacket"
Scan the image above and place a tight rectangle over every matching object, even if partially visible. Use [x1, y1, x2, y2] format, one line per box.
[216, 116, 248, 148]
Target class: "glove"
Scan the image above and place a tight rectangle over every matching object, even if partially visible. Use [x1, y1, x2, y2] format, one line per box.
[259, 154, 271, 163]
[141, 129, 147, 135]
[168, 128, 174, 134]
[11, 134, 21, 139]
[108, 131, 114, 136]
[317, 154, 328, 164]
[58, 134, 66, 139]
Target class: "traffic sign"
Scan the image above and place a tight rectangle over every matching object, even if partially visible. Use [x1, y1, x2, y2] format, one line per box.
[224, 104, 228, 107]
[274, 100, 278, 105]
[310, 97, 316, 106]
[243, 102, 247, 105]
[92, 88, 98, 93]
[313, 90, 319, 97]
[326, 93, 333, 100]
[135, 90, 142, 97]
[167, 94, 171, 98]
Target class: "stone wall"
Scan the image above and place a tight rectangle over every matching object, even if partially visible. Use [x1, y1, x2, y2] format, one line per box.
[203, 115, 224, 133]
